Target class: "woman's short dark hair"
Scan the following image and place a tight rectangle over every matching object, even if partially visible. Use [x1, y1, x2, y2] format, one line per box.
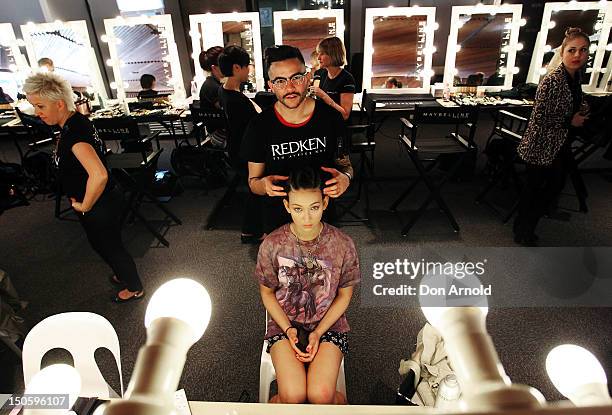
[199, 46, 223, 72]
[284, 166, 330, 198]
[140, 74, 156, 89]
[264, 45, 305, 75]
[218, 45, 250, 77]
[561, 27, 591, 53]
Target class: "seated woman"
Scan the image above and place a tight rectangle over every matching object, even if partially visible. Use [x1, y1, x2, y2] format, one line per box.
[256, 166, 360, 404]
[137, 74, 158, 99]
[198, 46, 224, 111]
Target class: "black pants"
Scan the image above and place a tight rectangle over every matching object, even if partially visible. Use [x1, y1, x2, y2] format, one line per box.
[233, 159, 263, 236]
[78, 188, 143, 292]
[514, 146, 572, 238]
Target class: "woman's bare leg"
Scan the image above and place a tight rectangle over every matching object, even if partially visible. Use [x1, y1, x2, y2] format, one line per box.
[270, 339, 307, 403]
[306, 342, 346, 404]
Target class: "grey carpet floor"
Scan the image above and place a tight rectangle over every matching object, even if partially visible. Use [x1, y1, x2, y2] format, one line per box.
[1, 116, 611, 403]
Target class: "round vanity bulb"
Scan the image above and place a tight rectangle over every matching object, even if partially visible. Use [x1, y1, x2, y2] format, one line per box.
[546, 345, 609, 405]
[109, 81, 117, 89]
[105, 59, 112, 66]
[520, 18, 527, 27]
[25, 364, 81, 410]
[145, 278, 212, 344]
[606, 44, 612, 52]
[544, 44, 552, 53]
[100, 34, 108, 43]
[421, 306, 489, 330]
[516, 43, 524, 51]
[548, 21, 556, 30]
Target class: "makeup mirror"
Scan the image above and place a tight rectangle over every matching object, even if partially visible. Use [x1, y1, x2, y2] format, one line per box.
[527, 2, 611, 92]
[0, 23, 30, 101]
[20, 20, 107, 102]
[273, 9, 344, 68]
[443, 4, 523, 91]
[363, 7, 437, 94]
[189, 12, 263, 91]
[103, 15, 184, 100]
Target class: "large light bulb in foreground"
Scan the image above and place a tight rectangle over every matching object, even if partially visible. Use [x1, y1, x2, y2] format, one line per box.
[419, 270, 543, 412]
[105, 278, 211, 415]
[145, 278, 212, 344]
[546, 345, 610, 406]
[24, 364, 81, 415]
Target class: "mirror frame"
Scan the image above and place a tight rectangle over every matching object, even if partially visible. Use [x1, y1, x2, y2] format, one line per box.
[0, 23, 31, 97]
[594, 3, 612, 92]
[20, 20, 107, 103]
[363, 7, 437, 94]
[273, 9, 345, 51]
[189, 12, 264, 92]
[443, 4, 523, 92]
[527, 1, 611, 92]
[103, 14, 184, 101]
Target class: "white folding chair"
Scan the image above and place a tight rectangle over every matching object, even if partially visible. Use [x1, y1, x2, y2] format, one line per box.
[22, 312, 123, 398]
[259, 312, 346, 403]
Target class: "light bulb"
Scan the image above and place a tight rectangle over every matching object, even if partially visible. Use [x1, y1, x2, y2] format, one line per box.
[512, 67, 519, 75]
[546, 345, 610, 406]
[110, 81, 117, 89]
[25, 364, 81, 411]
[544, 44, 552, 53]
[16, 38, 26, 47]
[145, 278, 212, 344]
[549, 21, 557, 29]
[539, 67, 547, 75]
[516, 43, 524, 51]
[100, 34, 108, 43]
[607, 44, 612, 52]
[105, 58, 112, 66]
[456, 44, 462, 52]
[520, 18, 527, 27]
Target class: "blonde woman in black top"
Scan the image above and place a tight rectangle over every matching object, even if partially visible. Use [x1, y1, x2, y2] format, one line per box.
[24, 72, 144, 302]
[514, 28, 590, 246]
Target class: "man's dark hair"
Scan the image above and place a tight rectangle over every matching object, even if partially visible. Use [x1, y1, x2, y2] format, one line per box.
[218, 45, 250, 77]
[140, 74, 156, 89]
[199, 46, 223, 72]
[264, 45, 305, 76]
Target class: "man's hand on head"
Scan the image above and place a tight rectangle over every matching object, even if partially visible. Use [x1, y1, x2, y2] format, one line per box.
[262, 175, 289, 197]
[321, 166, 350, 198]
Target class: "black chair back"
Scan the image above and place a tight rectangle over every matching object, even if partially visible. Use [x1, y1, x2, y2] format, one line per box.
[412, 106, 478, 125]
[93, 117, 150, 155]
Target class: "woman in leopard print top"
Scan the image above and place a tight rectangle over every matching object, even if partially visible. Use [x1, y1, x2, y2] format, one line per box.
[513, 28, 590, 246]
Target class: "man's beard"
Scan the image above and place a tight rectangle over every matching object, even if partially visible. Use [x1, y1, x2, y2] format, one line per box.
[277, 90, 307, 109]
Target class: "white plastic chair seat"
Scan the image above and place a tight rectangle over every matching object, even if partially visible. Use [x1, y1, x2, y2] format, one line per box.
[259, 340, 347, 403]
[22, 312, 123, 399]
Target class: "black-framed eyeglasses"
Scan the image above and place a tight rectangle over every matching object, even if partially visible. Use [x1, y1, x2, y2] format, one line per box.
[270, 73, 308, 89]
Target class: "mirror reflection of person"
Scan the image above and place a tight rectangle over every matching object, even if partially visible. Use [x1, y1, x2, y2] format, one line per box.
[137, 74, 158, 99]
[312, 37, 355, 121]
[23, 72, 145, 302]
[0, 87, 14, 104]
[37, 57, 55, 72]
[198, 46, 224, 111]
[309, 50, 320, 72]
[514, 28, 590, 246]
[466, 72, 485, 86]
[384, 77, 402, 89]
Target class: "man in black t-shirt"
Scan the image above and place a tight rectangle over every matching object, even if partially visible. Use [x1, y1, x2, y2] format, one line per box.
[241, 45, 353, 232]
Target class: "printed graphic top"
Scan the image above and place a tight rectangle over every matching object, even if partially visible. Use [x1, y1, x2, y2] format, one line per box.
[256, 222, 360, 338]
